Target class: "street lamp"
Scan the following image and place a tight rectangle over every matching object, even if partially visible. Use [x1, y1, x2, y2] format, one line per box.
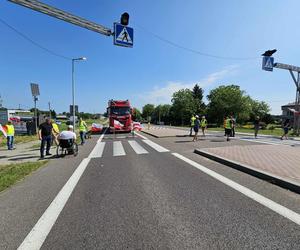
[72, 57, 87, 130]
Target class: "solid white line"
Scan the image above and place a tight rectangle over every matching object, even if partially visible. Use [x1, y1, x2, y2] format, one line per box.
[142, 139, 169, 152]
[128, 140, 148, 154]
[113, 141, 126, 156]
[18, 129, 108, 250]
[172, 152, 300, 226]
[18, 158, 91, 250]
[135, 132, 148, 140]
[88, 142, 105, 158]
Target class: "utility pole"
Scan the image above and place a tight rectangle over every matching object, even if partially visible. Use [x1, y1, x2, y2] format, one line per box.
[48, 101, 51, 120]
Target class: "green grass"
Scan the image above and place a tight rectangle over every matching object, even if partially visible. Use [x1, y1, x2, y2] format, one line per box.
[0, 161, 48, 192]
[207, 127, 295, 137]
[0, 135, 38, 148]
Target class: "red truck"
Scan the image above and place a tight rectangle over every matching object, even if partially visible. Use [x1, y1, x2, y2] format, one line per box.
[107, 99, 132, 132]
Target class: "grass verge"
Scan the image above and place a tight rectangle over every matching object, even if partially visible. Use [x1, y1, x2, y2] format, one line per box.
[0, 161, 48, 192]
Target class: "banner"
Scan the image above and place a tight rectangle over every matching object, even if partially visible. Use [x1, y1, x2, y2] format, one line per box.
[0, 124, 7, 137]
[113, 120, 124, 129]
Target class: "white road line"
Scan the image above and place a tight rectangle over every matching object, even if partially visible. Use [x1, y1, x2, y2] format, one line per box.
[135, 132, 148, 140]
[240, 138, 282, 146]
[142, 139, 169, 152]
[88, 142, 105, 158]
[172, 152, 300, 226]
[113, 141, 126, 156]
[18, 129, 107, 250]
[128, 140, 148, 154]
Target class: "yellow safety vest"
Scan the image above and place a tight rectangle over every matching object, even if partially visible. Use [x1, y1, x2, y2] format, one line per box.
[200, 119, 207, 127]
[52, 123, 59, 134]
[191, 116, 196, 126]
[225, 119, 231, 129]
[79, 121, 87, 132]
[6, 124, 15, 136]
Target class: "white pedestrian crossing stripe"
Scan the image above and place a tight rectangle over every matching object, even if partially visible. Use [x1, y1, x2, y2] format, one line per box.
[89, 142, 105, 158]
[113, 141, 126, 156]
[128, 140, 148, 154]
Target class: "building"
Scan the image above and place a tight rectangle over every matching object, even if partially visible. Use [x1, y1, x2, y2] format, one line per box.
[281, 102, 300, 120]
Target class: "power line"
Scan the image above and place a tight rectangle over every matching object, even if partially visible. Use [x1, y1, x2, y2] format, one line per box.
[135, 24, 260, 61]
[0, 17, 72, 60]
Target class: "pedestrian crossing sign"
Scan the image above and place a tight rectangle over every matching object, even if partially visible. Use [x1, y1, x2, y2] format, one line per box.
[262, 56, 274, 71]
[114, 23, 134, 47]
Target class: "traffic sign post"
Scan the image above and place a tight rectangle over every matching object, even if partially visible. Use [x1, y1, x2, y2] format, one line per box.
[262, 51, 300, 134]
[262, 56, 274, 71]
[30, 83, 40, 135]
[114, 23, 134, 48]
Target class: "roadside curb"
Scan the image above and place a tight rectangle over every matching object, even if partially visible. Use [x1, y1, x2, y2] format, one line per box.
[194, 148, 300, 194]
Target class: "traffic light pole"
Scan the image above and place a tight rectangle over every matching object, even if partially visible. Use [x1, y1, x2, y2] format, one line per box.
[273, 63, 300, 135]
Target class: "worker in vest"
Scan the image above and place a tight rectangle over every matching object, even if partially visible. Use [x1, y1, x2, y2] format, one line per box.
[79, 118, 88, 145]
[6, 120, 15, 150]
[224, 116, 232, 141]
[189, 115, 196, 136]
[51, 120, 60, 146]
[200, 116, 208, 137]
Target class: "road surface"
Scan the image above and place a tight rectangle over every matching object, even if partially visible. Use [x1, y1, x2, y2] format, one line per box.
[0, 129, 299, 249]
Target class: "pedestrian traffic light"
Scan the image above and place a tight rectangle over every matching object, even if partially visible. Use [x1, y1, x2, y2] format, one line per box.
[121, 12, 129, 26]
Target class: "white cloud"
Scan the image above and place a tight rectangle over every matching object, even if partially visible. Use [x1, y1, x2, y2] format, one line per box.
[137, 65, 238, 107]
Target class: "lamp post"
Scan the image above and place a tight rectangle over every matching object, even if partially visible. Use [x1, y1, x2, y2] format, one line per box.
[72, 57, 86, 130]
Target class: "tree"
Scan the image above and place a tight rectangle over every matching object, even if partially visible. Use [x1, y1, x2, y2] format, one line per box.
[152, 104, 171, 124]
[171, 88, 196, 125]
[132, 108, 142, 121]
[249, 99, 271, 122]
[207, 85, 252, 125]
[142, 104, 155, 121]
[192, 84, 205, 115]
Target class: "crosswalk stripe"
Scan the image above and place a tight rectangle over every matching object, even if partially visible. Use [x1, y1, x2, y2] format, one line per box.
[89, 142, 106, 158]
[142, 139, 169, 152]
[113, 141, 126, 156]
[128, 140, 148, 154]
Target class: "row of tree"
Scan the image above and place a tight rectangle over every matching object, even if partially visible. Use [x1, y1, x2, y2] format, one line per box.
[135, 84, 272, 126]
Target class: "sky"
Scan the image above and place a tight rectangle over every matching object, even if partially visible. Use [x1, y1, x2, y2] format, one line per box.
[1, 0, 300, 115]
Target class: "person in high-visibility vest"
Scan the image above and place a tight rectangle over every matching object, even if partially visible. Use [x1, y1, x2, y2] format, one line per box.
[51, 120, 60, 146]
[79, 118, 88, 145]
[224, 116, 232, 141]
[200, 116, 207, 137]
[6, 120, 15, 150]
[189, 115, 196, 136]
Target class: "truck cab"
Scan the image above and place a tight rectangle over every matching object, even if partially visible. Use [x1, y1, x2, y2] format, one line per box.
[107, 100, 132, 133]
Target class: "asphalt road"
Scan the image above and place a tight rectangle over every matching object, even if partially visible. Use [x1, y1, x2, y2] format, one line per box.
[1, 130, 300, 249]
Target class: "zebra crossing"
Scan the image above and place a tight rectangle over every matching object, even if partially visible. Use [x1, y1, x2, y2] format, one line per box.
[239, 136, 300, 147]
[89, 138, 169, 158]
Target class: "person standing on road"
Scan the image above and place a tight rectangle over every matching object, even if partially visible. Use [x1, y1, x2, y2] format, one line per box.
[225, 116, 232, 141]
[281, 119, 290, 140]
[6, 120, 15, 150]
[200, 116, 207, 137]
[189, 115, 196, 136]
[79, 118, 88, 145]
[254, 116, 260, 139]
[192, 115, 200, 142]
[230, 115, 236, 137]
[38, 118, 53, 159]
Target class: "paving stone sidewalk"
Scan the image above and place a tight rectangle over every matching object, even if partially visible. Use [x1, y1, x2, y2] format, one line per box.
[0, 140, 55, 165]
[195, 145, 300, 193]
[142, 126, 191, 138]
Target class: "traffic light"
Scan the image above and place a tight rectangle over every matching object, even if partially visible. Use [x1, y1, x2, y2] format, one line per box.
[261, 49, 277, 57]
[121, 12, 129, 26]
